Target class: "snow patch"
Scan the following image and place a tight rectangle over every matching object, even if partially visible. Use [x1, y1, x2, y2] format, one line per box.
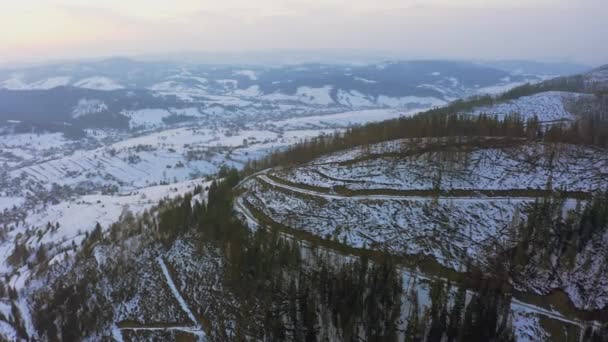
[296, 86, 335, 105]
[0, 76, 28, 90]
[216, 79, 238, 89]
[476, 82, 528, 95]
[0, 76, 70, 90]
[75, 77, 124, 91]
[233, 85, 262, 97]
[266, 109, 418, 130]
[72, 99, 108, 118]
[123, 109, 171, 129]
[336, 90, 375, 108]
[0, 197, 24, 211]
[376, 95, 446, 108]
[234, 70, 258, 80]
[354, 77, 378, 84]
[470, 91, 588, 122]
[29, 77, 71, 90]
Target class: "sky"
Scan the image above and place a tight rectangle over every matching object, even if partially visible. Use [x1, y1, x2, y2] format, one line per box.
[0, 0, 606, 66]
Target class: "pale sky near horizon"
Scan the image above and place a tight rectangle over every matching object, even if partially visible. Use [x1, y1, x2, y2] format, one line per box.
[0, 0, 606, 65]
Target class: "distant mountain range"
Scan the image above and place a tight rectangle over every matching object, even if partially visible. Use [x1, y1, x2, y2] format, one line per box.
[0, 58, 595, 130]
[476, 60, 588, 77]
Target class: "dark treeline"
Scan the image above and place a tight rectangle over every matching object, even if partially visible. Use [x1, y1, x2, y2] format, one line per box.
[245, 113, 530, 173]
[544, 113, 608, 146]
[245, 109, 608, 174]
[419, 281, 514, 342]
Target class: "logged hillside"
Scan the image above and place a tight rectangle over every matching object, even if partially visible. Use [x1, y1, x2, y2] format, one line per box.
[22, 172, 520, 341]
[238, 138, 608, 309]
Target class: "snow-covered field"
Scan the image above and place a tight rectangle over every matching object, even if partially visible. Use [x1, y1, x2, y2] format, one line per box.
[4, 127, 337, 193]
[0, 106, 361, 314]
[0, 132, 90, 169]
[123, 108, 175, 129]
[0, 105, 410, 338]
[467, 91, 594, 122]
[0, 76, 71, 90]
[0, 132, 72, 152]
[143, 79, 451, 111]
[0, 178, 212, 275]
[263, 109, 419, 130]
[74, 76, 124, 91]
[236, 167, 599, 341]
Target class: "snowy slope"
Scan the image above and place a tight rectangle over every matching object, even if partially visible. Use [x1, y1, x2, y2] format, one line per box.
[237, 138, 608, 311]
[281, 139, 607, 192]
[468, 91, 594, 122]
[72, 99, 109, 118]
[74, 77, 124, 91]
[0, 178, 212, 275]
[262, 109, 418, 130]
[0, 76, 71, 90]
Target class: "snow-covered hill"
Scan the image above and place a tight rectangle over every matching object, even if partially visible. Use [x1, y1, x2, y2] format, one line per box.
[466, 91, 594, 123]
[456, 64, 608, 124]
[237, 137, 608, 312]
[281, 138, 606, 192]
[584, 64, 608, 90]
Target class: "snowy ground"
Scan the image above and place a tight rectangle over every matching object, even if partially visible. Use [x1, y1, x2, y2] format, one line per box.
[0, 132, 84, 168]
[0, 178, 212, 276]
[0, 64, 597, 339]
[74, 76, 124, 91]
[261, 108, 420, 130]
[5, 127, 336, 193]
[466, 91, 595, 122]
